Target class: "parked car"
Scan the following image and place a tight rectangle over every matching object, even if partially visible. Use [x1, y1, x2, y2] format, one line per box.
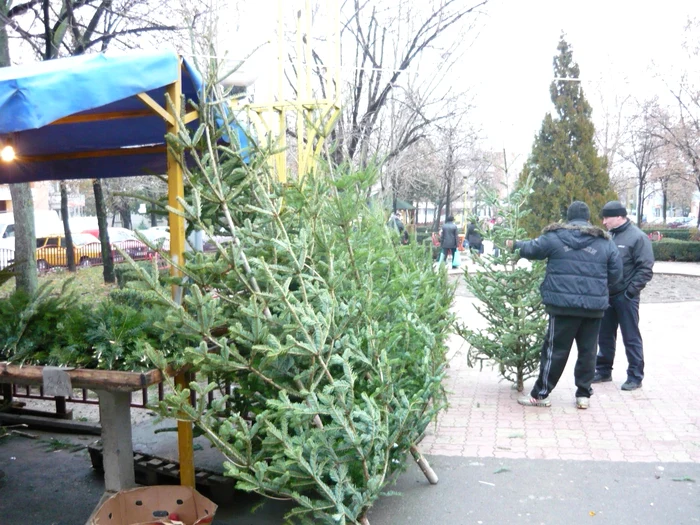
[667, 217, 693, 229]
[36, 233, 102, 270]
[81, 227, 152, 261]
[138, 226, 170, 251]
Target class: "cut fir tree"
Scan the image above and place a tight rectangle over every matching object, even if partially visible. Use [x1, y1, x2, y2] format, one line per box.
[136, 71, 454, 524]
[456, 178, 547, 392]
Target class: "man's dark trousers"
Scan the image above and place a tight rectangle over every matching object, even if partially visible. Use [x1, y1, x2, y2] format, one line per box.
[531, 315, 602, 400]
[596, 293, 644, 383]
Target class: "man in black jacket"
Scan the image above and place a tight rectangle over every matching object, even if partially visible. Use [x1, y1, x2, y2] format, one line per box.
[507, 201, 622, 409]
[593, 201, 654, 391]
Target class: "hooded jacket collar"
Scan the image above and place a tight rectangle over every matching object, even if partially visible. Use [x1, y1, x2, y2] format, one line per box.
[542, 221, 611, 239]
[610, 218, 632, 235]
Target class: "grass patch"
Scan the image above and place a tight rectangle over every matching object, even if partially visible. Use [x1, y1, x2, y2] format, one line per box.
[0, 266, 117, 303]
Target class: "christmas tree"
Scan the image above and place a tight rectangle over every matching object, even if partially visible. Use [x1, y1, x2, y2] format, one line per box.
[519, 36, 616, 236]
[456, 178, 547, 392]
[138, 77, 454, 523]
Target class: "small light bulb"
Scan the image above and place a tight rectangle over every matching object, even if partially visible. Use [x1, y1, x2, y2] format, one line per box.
[1, 145, 15, 162]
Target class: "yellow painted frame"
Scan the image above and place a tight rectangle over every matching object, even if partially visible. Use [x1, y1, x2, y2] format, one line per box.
[233, 0, 341, 184]
[135, 59, 198, 488]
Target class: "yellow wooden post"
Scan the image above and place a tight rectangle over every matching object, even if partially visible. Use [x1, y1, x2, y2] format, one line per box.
[165, 70, 196, 489]
[277, 0, 287, 183]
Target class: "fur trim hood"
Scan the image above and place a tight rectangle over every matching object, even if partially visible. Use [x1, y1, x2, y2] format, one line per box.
[542, 222, 611, 240]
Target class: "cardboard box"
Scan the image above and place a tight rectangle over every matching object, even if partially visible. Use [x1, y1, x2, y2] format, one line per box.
[89, 486, 217, 525]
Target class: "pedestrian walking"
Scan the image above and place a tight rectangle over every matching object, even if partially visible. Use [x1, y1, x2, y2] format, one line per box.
[387, 211, 404, 234]
[594, 201, 654, 391]
[506, 201, 622, 409]
[439, 215, 459, 268]
[467, 221, 484, 255]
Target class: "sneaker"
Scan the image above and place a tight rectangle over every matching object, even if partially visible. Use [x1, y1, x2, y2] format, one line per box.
[517, 395, 551, 407]
[621, 380, 642, 391]
[592, 373, 612, 383]
[576, 397, 590, 409]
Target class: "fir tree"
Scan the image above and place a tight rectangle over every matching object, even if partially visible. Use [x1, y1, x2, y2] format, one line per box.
[456, 178, 547, 392]
[138, 75, 454, 524]
[519, 36, 616, 236]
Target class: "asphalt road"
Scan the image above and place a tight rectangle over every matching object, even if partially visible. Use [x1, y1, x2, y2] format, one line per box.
[1, 434, 699, 525]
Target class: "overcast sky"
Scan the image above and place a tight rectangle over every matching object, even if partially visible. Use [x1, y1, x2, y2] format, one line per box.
[462, 0, 700, 168]
[221, 0, 700, 174]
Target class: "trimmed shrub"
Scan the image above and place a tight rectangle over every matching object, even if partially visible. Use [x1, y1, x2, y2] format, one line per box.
[642, 228, 691, 241]
[652, 239, 700, 262]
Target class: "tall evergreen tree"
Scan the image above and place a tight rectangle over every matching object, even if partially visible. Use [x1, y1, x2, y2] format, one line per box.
[519, 37, 616, 235]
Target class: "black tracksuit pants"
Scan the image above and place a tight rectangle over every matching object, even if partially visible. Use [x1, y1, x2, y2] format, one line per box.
[596, 292, 644, 383]
[531, 314, 602, 400]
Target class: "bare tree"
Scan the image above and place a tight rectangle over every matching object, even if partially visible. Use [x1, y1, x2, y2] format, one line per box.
[1, 0, 37, 293]
[621, 99, 664, 226]
[650, 141, 693, 223]
[653, 82, 700, 227]
[2, 0, 192, 281]
[330, 0, 487, 168]
[594, 92, 631, 197]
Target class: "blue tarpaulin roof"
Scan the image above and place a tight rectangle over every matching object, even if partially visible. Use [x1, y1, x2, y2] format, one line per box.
[0, 49, 245, 183]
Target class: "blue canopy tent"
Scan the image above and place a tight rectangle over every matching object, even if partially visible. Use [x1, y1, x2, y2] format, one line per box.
[0, 49, 248, 180]
[0, 49, 241, 492]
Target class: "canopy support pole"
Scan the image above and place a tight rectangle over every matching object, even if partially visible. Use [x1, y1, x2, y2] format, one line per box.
[165, 71, 196, 489]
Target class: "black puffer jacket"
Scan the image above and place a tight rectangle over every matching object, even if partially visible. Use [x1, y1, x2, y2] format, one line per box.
[515, 220, 623, 318]
[606, 219, 654, 297]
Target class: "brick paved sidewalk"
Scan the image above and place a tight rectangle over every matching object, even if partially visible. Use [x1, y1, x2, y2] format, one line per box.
[419, 297, 700, 463]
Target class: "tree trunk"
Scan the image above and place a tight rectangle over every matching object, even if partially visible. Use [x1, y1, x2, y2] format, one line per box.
[9, 184, 38, 294]
[444, 172, 452, 219]
[636, 181, 644, 227]
[93, 179, 115, 283]
[662, 189, 667, 223]
[150, 191, 158, 227]
[119, 206, 132, 229]
[60, 181, 76, 271]
[1, 4, 37, 294]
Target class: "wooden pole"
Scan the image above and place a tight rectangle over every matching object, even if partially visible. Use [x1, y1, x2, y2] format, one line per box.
[410, 444, 439, 484]
[166, 69, 196, 489]
[277, 0, 287, 182]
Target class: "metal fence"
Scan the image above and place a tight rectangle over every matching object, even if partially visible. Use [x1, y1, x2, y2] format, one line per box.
[4, 375, 233, 413]
[0, 247, 14, 270]
[36, 240, 155, 271]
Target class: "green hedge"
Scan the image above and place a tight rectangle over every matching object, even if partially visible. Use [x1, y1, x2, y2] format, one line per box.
[651, 239, 700, 262]
[642, 228, 691, 240]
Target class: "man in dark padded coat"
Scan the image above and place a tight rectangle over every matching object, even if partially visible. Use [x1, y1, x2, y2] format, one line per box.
[593, 201, 654, 391]
[506, 201, 622, 409]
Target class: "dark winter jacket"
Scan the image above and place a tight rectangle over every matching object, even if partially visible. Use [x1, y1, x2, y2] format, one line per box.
[514, 220, 623, 318]
[387, 216, 404, 234]
[441, 220, 458, 250]
[467, 223, 483, 248]
[607, 219, 655, 297]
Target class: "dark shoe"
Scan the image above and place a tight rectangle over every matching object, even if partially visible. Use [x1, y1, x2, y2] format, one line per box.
[592, 373, 612, 383]
[621, 380, 642, 391]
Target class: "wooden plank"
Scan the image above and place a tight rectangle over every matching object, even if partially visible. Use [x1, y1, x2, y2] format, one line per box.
[50, 109, 154, 125]
[182, 110, 199, 124]
[136, 93, 175, 126]
[0, 363, 163, 392]
[20, 145, 167, 163]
